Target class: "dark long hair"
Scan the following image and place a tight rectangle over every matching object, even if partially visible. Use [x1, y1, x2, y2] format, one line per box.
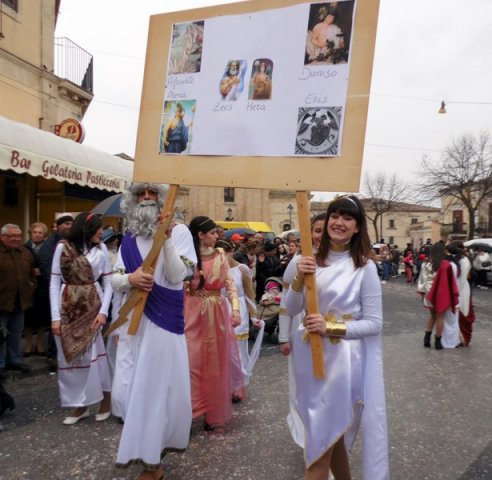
[188, 216, 217, 289]
[315, 195, 371, 268]
[430, 242, 446, 272]
[66, 212, 102, 254]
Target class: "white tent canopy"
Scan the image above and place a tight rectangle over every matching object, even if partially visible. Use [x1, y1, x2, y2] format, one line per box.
[0, 116, 133, 193]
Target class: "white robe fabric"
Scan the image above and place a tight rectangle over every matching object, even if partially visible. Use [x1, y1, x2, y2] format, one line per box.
[227, 263, 264, 387]
[50, 243, 112, 407]
[441, 262, 460, 349]
[285, 250, 389, 480]
[278, 256, 304, 448]
[111, 224, 197, 468]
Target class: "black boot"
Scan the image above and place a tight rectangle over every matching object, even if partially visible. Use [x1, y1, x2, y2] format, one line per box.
[424, 331, 432, 348]
[435, 335, 443, 350]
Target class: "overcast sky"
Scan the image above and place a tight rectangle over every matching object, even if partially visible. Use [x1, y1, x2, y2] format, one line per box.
[55, 0, 492, 201]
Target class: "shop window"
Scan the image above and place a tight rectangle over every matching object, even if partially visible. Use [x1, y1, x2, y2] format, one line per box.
[2, 0, 18, 12]
[4, 177, 18, 206]
[224, 187, 235, 203]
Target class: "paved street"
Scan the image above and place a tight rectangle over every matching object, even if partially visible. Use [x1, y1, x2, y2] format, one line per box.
[1, 278, 491, 480]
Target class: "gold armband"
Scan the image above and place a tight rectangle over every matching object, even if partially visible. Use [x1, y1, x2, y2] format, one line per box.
[231, 297, 240, 311]
[291, 274, 304, 293]
[325, 313, 348, 345]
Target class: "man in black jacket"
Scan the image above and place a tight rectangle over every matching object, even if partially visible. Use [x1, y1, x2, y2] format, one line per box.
[37, 213, 73, 372]
[256, 241, 282, 302]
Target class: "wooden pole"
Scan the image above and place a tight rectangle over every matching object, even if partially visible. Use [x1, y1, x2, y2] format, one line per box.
[105, 184, 179, 337]
[296, 190, 325, 379]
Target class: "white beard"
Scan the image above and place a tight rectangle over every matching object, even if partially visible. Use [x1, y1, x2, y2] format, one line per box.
[126, 201, 159, 238]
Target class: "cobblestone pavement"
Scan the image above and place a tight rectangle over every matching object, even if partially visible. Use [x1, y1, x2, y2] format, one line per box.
[1, 278, 491, 479]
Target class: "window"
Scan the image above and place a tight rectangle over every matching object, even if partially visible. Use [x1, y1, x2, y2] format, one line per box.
[388, 219, 395, 229]
[224, 187, 235, 203]
[411, 218, 418, 224]
[2, 0, 18, 12]
[452, 210, 463, 233]
[389, 236, 394, 244]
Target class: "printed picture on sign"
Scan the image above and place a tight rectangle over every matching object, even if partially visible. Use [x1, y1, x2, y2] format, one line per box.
[248, 59, 273, 100]
[168, 21, 205, 74]
[295, 106, 341, 155]
[304, 1, 355, 66]
[159, 100, 196, 154]
[219, 60, 247, 101]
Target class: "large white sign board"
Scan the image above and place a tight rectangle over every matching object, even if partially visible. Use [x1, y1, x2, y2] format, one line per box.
[134, 0, 380, 191]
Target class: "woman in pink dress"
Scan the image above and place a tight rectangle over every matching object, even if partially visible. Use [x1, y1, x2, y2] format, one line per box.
[184, 216, 244, 431]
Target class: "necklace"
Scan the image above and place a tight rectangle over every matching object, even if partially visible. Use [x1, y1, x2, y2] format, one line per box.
[330, 241, 351, 252]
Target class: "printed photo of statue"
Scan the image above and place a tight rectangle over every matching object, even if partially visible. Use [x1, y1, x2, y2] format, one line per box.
[295, 106, 341, 156]
[248, 59, 273, 100]
[219, 60, 247, 101]
[159, 100, 196, 154]
[304, 2, 354, 66]
[168, 21, 205, 74]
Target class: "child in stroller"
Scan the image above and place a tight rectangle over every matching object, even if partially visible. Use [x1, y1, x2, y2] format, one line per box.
[257, 277, 282, 343]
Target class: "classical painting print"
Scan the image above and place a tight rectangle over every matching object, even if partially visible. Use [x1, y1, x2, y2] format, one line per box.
[159, 100, 196, 154]
[168, 21, 205, 74]
[219, 60, 248, 101]
[248, 58, 273, 100]
[295, 106, 341, 155]
[304, 1, 355, 66]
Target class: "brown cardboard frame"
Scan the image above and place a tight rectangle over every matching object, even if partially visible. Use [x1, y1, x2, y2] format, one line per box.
[133, 0, 380, 192]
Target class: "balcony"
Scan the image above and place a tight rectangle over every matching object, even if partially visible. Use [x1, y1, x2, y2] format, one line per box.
[54, 37, 93, 94]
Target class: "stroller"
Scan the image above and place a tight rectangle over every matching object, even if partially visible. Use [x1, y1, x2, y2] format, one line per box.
[255, 277, 282, 344]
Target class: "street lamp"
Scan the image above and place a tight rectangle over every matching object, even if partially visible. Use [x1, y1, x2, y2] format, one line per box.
[376, 199, 385, 242]
[287, 203, 294, 228]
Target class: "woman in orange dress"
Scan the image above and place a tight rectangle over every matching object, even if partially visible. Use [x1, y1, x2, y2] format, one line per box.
[184, 216, 244, 431]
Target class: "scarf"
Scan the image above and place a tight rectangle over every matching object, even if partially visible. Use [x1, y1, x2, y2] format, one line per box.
[59, 242, 101, 362]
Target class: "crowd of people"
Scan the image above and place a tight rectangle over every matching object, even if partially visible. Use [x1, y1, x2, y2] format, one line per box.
[0, 184, 488, 478]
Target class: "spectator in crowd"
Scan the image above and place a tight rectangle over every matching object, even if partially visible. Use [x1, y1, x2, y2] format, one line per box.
[230, 233, 244, 251]
[0, 327, 15, 422]
[23, 222, 49, 356]
[403, 249, 415, 283]
[101, 228, 120, 267]
[184, 216, 244, 431]
[379, 243, 392, 283]
[111, 183, 196, 478]
[216, 225, 225, 240]
[472, 245, 491, 290]
[0, 224, 37, 376]
[391, 245, 400, 277]
[256, 240, 282, 302]
[38, 213, 73, 372]
[49, 212, 113, 425]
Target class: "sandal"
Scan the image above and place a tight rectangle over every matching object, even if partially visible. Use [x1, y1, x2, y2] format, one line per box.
[138, 467, 164, 480]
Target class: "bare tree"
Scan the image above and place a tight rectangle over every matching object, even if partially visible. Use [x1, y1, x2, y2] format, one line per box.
[417, 132, 492, 240]
[362, 172, 408, 242]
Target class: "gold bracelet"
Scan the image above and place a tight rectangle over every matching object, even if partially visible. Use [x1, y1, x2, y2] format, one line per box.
[291, 274, 304, 293]
[231, 297, 240, 311]
[325, 315, 347, 345]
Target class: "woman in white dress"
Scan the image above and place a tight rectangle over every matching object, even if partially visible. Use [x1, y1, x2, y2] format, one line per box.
[285, 196, 389, 480]
[279, 212, 326, 448]
[447, 240, 475, 346]
[50, 212, 113, 425]
[216, 239, 264, 392]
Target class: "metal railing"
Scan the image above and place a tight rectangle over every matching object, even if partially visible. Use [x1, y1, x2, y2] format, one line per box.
[54, 37, 93, 94]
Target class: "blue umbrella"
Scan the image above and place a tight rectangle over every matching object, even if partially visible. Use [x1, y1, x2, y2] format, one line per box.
[91, 193, 123, 217]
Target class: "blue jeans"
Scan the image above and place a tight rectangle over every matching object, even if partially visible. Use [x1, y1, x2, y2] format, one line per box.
[382, 261, 391, 281]
[0, 306, 25, 369]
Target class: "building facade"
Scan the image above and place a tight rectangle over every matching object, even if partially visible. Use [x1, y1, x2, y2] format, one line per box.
[0, 0, 131, 233]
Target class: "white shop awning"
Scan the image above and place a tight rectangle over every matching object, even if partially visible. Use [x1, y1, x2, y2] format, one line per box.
[0, 115, 133, 193]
